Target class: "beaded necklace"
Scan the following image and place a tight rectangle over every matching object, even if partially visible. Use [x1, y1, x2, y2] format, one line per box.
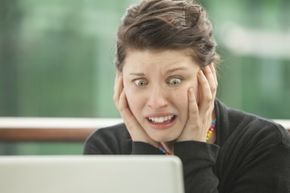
[206, 119, 216, 142]
[159, 119, 217, 155]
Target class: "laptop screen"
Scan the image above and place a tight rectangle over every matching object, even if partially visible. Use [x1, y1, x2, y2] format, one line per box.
[0, 155, 184, 193]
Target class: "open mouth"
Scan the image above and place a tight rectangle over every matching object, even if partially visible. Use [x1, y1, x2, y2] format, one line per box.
[146, 115, 176, 124]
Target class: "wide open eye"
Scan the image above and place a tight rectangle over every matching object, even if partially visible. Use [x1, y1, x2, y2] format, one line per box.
[133, 79, 148, 87]
[167, 77, 182, 87]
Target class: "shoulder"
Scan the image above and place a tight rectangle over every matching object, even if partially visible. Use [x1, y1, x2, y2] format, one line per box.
[83, 123, 132, 154]
[215, 102, 290, 192]
[216, 100, 290, 148]
[231, 109, 289, 146]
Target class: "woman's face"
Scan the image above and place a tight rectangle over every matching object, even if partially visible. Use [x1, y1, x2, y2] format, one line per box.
[122, 49, 200, 142]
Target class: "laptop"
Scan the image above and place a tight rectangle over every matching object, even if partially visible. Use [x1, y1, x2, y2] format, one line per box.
[0, 155, 184, 193]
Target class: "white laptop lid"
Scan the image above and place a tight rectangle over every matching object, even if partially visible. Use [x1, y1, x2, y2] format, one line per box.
[0, 156, 184, 193]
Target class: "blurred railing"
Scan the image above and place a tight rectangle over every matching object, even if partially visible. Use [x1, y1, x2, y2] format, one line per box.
[0, 118, 121, 142]
[0, 118, 289, 142]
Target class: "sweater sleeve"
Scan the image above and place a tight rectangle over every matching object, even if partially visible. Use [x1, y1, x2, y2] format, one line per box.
[83, 129, 117, 154]
[83, 125, 164, 155]
[174, 141, 220, 193]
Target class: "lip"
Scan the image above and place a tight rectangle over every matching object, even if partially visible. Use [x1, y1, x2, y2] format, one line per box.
[145, 113, 177, 130]
[145, 112, 175, 117]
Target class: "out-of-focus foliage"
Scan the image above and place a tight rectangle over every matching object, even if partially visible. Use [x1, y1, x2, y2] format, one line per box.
[1, 0, 289, 118]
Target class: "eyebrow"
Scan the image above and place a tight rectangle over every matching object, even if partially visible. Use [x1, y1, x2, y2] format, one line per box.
[128, 67, 188, 76]
[129, 72, 145, 76]
[166, 66, 188, 74]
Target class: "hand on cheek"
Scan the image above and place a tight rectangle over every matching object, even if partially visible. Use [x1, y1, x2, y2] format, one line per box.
[113, 72, 159, 148]
[177, 64, 217, 142]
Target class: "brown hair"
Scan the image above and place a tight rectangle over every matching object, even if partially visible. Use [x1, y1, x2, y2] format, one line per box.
[115, 0, 219, 71]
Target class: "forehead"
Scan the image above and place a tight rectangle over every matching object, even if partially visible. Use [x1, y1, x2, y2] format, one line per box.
[123, 49, 200, 71]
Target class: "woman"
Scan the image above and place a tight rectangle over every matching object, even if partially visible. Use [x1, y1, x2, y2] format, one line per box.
[84, 0, 290, 192]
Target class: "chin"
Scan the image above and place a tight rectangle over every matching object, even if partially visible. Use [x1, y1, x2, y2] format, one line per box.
[142, 122, 184, 143]
[149, 133, 179, 143]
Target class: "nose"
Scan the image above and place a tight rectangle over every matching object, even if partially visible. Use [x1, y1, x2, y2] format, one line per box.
[147, 86, 168, 109]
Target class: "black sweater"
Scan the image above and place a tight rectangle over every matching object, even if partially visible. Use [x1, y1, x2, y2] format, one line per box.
[84, 100, 290, 193]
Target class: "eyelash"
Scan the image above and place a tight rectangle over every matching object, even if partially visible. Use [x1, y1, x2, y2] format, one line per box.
[132, 76, 183, 87]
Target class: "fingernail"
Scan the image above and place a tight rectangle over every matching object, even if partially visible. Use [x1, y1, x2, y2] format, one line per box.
[205, 65, 210, 71]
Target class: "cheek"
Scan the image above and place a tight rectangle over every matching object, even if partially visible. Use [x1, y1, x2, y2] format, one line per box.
[123, 84, 135, 106]
[174, 80, 198, 112]
[123, 83, 131, 100]
[123, 84, 144, 115]
[184, 77, 199, 99]
[172, 87, 189, 112]
[191, 78, 199, 103]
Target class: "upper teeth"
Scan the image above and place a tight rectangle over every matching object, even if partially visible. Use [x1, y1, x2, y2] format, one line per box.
[148, 115, 174, 123]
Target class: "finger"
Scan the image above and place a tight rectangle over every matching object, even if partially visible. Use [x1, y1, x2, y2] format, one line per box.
[187, 87, 199, 124]
[203, 65, 217, 97]
[118, 91, 130, 119]
[177, 88, 201, 142]
[209, 63, 218, 87]
[118, 91, 143, 133]
[119, 91, 158, 146]
[198, 70, 213, 112]
[113, 72, 123, 105]
[203, 64, 217, 112]
[118, 90, 139, 129]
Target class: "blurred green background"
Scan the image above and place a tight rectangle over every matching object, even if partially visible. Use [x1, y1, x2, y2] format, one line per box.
[0, 0, 289, 154]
